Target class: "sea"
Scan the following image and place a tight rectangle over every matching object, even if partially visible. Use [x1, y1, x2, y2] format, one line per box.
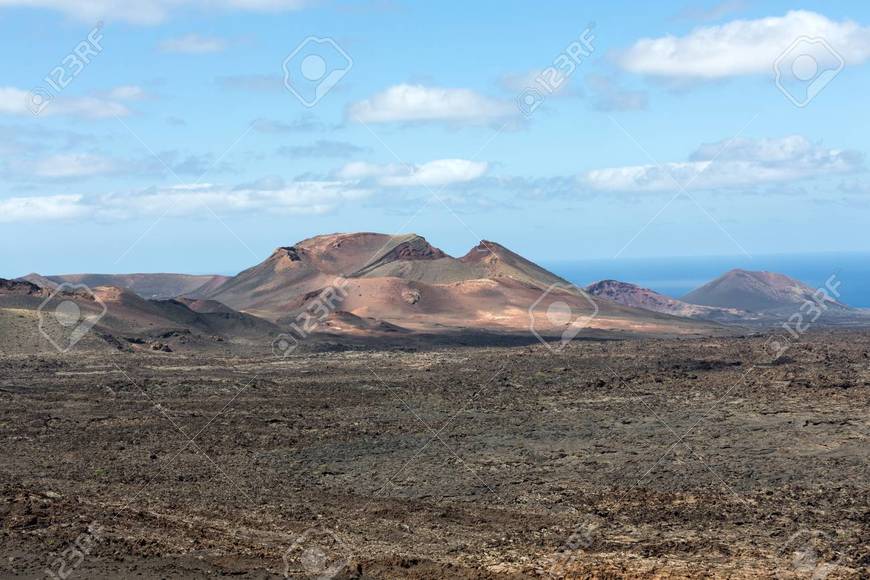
[544, 252, 870, 309]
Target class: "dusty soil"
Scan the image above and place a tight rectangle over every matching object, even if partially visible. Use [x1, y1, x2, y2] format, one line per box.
[1, 331, 868, 578]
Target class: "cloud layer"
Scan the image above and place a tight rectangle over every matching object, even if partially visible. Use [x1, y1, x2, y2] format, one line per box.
[347, 84, 516, 125]
[0, 157, 489, 222]
[0, 181, 369, 223]
[0, 87, 129, 119]
[617, 10, 870, 79]
[583, 135, 863, 192]
[338, 159, 489, 187]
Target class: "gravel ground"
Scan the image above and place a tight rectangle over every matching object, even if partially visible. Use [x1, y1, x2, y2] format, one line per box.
[1, 331, 868, 578]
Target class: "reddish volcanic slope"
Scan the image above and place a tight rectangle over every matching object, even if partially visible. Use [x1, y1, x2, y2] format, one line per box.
[2, 234, 737, 349]
[205, 233, 721, 336]
[6, 242, 868, 351]
[0, 280, 276, 349]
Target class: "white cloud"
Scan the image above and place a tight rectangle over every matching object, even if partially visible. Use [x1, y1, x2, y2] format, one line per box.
[690, 135, 850, 164]
[4, 149, 239, 181]
[382, 159, 488, 187]
[336, 161, 391, 181]
[160, 34, 226, 54]
[99, 182, 369, 218]
[347, 84, 516, 125]
[617, 10, 870, 79]
[0, 194, 86, 222]
[582, 135, 863, 192]
[0, 181, 371, 223]
[0, 87, 129, 119]
[338, 159, 489, 187]
[0, 0, 310, 24]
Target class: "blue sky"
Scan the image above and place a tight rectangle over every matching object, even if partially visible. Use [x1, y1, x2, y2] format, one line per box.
[2, 0, 870, 276]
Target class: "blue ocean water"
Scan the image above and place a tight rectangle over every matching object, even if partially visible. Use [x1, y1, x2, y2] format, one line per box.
[544, 253, 870, 308]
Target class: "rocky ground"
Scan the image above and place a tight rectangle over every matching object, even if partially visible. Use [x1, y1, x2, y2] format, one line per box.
[1, 331, 868, 578]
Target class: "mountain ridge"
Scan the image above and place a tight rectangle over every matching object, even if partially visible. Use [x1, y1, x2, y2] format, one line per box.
[13, 234, 866, 353]
[586, 279, 750, 323]
[202, 232, 720, 337]
[18, 272, 230, 300]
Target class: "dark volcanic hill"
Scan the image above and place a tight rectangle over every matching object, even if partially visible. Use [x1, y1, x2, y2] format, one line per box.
[19, 273, 229, 300]
[204, 232, 721, 336]
[0, 278, 46, 296]
[586, 280, 750, 323]
[682, 269, 849, 313]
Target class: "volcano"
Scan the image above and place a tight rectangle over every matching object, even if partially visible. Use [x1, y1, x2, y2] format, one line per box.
[202, 232, 721, 337]
[682, 269, 849, 314]
[2, 233, 733, 354]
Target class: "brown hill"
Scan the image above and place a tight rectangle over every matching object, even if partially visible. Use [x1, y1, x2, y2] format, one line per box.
[207, 233, 722, 337]
[586, 280, 750, 323]
[682, 269, 849, 313]
[201, 232, 404, 319]
[2, 234, 736, 351]
[19, 272, 230, 300]
[0, 280, 277, 353]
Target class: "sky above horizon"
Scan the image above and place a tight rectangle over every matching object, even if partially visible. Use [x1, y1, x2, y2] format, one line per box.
[2, 0, 870, 277]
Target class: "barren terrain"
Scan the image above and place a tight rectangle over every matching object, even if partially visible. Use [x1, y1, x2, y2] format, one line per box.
[1, 332, 868, 578]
